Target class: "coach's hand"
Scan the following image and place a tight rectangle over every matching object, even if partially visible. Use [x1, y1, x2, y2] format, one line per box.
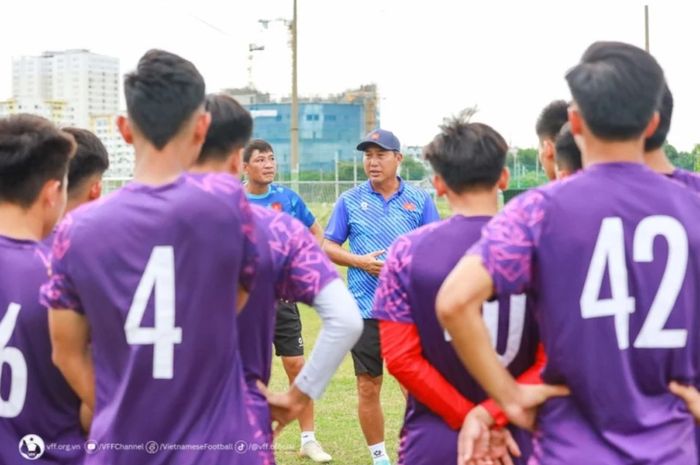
[670, 381, 700, 423]
[358, 250, 385, 276]
[503, 384, 570, 432]
[257, 381, 311, 436]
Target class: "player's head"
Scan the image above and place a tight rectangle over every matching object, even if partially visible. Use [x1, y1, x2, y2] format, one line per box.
[423, 117, 509, 196]
[566, 41, 664, 147]
[196, 94, 253, 176]
[554, 123, 582, 179]
[243, 139, 276, 186]
[61, 127, 109, 212]
[644, 83, 673, 153]
[119, 49, 209, 165]
[0, 114, 76, 237]
[535, 100, 569, 180]
[357, 129, 403, 185]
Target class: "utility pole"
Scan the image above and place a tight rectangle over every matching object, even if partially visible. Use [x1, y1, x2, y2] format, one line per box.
[290, 0, 300, 190]
[644, 5, 650, 52]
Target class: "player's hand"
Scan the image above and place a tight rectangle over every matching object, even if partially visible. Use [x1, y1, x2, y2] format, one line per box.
[79, 403, 93, 434]
[257, 381, 311, 436]
[359, 250, 385, 276]
[460, 406, 520, 465]
[502, 384, 570, 431]
[669, 381, 700, 422]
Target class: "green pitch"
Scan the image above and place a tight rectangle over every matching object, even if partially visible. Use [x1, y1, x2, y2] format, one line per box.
[268, 305, 405, 464]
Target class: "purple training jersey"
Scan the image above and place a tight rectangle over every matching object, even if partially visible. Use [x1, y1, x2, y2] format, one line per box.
[373, 216, 539, 465]
[40, 173, 265, 465]
[470, 163, 700, 465]
[0, 237, 83, 465]
[239, 205, 338, 448]
[669, 168, 700, 192]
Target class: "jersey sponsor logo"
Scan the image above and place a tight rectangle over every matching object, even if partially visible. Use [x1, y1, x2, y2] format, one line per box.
[403, 202, 416, 211]
[360, 201, 369, 211]
[19, 434, 45, 460]
[270, 202, 283, 212]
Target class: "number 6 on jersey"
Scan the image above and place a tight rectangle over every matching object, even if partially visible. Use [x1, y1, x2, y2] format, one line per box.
[125, 246, 182, 379]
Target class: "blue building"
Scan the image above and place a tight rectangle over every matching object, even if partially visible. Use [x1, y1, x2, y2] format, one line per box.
[226, 86, 378, 173]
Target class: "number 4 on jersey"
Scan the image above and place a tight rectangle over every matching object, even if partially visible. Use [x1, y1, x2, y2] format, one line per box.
[125, 246, 182, 379]
[580, 216, 688, 350]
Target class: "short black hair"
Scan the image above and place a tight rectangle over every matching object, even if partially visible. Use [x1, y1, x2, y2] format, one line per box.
[566, 41, 664, 141]
[243, 139, 274, 163]
[554, 123, 582, 173]
[0, 114, 75, 208]
[536, 100, 569, 140]
[423, 117, 507, 193]
[197, 94, 253, 164]
[124, 49, 206, 150]
[644, 83, 674, 152]
[62, 127, 109, 194]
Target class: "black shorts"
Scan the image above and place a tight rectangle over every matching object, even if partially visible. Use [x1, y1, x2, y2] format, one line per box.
[274, 301, 304, 357]
[351, 319, 383, 377]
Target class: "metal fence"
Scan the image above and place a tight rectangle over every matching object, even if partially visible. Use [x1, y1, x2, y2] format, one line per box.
[102, 177, 435, 206]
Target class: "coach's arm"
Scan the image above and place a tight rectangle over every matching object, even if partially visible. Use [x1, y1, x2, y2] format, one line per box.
[323, 240, 384, 277]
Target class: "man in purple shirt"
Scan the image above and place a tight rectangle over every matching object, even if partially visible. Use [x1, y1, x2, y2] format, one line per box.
[40, 50, 289, 465]
[190, 93, 362, 463]
[437, 41, 700, 464]
[373, 118, 543, 465]
[643, 84, 700, 191]
[0, 114, 83, 464]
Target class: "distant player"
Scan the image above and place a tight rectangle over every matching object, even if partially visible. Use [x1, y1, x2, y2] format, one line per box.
[324, 129, 440, 465]
[0, 114, 83, 465]
[191, 93, 362, 463]
[373, 118, 545, 465]
[61, 127, 110, 214]
[242, 138, 333, 461]
[535, 100, 569, 180]
[643, 84, 700, 190]
[41, 50, 273, 465]
[553, 123, 582, 179]
[437, 41, 700, 464]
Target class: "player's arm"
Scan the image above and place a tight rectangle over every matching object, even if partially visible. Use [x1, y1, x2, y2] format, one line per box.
[669, 382, 700, 423]
[309, 221, 324, 245]
[437, 192, 567, 430]
[380, 320, 474, 429]
[49, 309, 95, 411]
[294, 279, 363, 398]
[275, 220, 363, 399]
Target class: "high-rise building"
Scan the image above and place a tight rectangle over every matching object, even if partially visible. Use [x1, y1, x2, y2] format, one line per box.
[11, 49, 119, 127]
[88, 114, 134, 178]
[224, 84, 379, 172]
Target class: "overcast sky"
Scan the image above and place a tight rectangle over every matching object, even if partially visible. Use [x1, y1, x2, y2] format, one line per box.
[1, 0, 698, 150]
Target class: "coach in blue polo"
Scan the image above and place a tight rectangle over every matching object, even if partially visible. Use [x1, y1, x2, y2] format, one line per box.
[323, 129, 439, 465]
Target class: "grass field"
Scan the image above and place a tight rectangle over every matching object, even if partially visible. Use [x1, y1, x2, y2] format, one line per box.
[267, 307, 405, 465]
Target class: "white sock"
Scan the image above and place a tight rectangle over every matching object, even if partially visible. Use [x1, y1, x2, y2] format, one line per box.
[369, 442, 389, 463]
[301, 431, 316, 447]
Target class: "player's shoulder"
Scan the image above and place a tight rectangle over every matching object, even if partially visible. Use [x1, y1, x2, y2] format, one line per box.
[671, 169, 700, 193]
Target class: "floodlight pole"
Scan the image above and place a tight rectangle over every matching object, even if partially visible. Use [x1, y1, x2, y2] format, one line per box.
[644, 5, 650, 52]
[290, 0, 300, 190]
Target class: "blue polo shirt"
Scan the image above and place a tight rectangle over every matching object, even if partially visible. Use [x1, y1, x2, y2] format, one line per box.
[246, 183, 316, 227]
[325, 178, 440, 318]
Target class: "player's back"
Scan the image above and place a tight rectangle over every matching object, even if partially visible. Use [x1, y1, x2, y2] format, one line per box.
[47, 173, 263, 465]
[376, 216, 538, 465]
[669, 168, 700, 193]
[0, 237, 83, 465]
[532, 163, 700, 464]
[407, 216, 538, 400]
